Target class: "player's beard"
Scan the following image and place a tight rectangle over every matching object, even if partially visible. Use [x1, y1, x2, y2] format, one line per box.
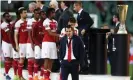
[51, 16, 55, 19]
[6, 18, 12, 23]
[23, 15, 27, 20]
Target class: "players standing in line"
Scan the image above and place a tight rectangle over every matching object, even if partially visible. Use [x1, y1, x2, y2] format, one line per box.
[41, 8, 59, 80]
[14, 7, 28, 80]
[1, 12, 19, 80]
[32, 10, 46, 80]
[60, 17, 79, 37]
[26, 8, 40, 80]
[11, 10, 21, 80]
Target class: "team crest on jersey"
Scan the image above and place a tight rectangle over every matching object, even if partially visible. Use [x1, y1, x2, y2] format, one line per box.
[50, 22, 57, 30]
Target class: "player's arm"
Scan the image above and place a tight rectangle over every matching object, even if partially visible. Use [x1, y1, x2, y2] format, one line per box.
[47, 29, 59, 37]
[27, 23, 34, 50]
[8, 26, 17, 49]
[2, 25, 14, 47]
[29, 27, 34, 50]
[44, 21, 59, 37]
[14, 22, 20, 52]
[14, 30, 19, 52]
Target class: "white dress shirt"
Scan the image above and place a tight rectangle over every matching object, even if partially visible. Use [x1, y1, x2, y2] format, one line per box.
[78, 8, 83, 15]
[64, 38, 76, 60]
[116, 21, 120, 27]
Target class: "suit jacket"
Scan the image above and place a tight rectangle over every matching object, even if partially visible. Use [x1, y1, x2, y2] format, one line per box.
[59, 35, 85, 67]
[42, 5, 48, 12]
[77, 10, 94, 35]
[55, 9, 62, 21]
[114, 22, 120, 33]
[108, 22, 120, 52]
[57, 8, 73, 33]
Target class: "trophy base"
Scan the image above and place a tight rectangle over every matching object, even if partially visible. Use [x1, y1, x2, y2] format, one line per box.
[117, 30, 127, 34]
[117, 24, 127, 34]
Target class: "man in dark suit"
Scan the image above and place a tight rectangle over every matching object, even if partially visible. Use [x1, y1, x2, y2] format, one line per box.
[36, 0, 48, 12]
[112, 13, 120, 33]
[58, 1, 73, 33]
[59, 25, 85, 80]
[49, 1, 62, 22]
[107, 13, 120, 75]
[73, 1, 94, 74]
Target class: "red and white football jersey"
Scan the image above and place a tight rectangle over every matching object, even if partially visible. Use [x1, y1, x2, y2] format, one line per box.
[10, 20, 19, 47]
[27, 18, 44, 45]
[32, 19, 45, 45]
[42, 18, 57, 42]
[60, 27, 79, 37]
[15, 19, 28, 44]
[1, 21, 11, 43]
[27, 18, 38, 43]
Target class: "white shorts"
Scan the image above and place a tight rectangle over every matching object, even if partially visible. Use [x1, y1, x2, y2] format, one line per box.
[34, 46, 41, 59]
[41, 42, 57, 59]
[19, 44, 27, 58]
[2, 41, 19, 58]
[2, 41, 13, 58]
[12, 49, 19, 59]
[26, 43, 34, 58]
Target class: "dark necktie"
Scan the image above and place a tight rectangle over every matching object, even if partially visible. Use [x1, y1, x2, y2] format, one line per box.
[77, 13, 80, 20]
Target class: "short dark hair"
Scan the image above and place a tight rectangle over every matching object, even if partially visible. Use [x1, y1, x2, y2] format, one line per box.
[113, 13, 119, 20]
[40, 10, 46, 14]
[3, 12, 9, 18]
[65, 25, 74, 31]
[46, 8, 55, 17]
[34, 8, 41, 13]
[69, 17, 76, 23]
[74, 1, 82, 7]
[16, 10, 20, 19]
[18, 7, 26, 14]
[62, 1, 70, 7]
[38, 1, 45, 4]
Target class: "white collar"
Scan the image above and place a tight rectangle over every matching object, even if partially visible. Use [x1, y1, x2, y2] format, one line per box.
[78, 8, 83, 15]
[63, 7, 67, 11]
[32, 18, 40, 22]
[55, 8, 59, 12]
[116, 21, 120, 27]
[40, 5, 43, 9]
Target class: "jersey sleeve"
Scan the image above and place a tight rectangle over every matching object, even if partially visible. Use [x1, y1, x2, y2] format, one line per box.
[14, 21, 21, 32]
[1, 23, 9, 32]
[43, 19, 50, 30]
[27, 19, 32, 30]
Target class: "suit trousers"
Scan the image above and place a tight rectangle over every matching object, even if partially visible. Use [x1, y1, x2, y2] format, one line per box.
[60, 60, 79, 80]
[79, 33, 89, 72]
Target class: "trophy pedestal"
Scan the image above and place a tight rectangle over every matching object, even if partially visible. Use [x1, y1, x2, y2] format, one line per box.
[89, 28, 110, 74]
[110, 34, 129, 76]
